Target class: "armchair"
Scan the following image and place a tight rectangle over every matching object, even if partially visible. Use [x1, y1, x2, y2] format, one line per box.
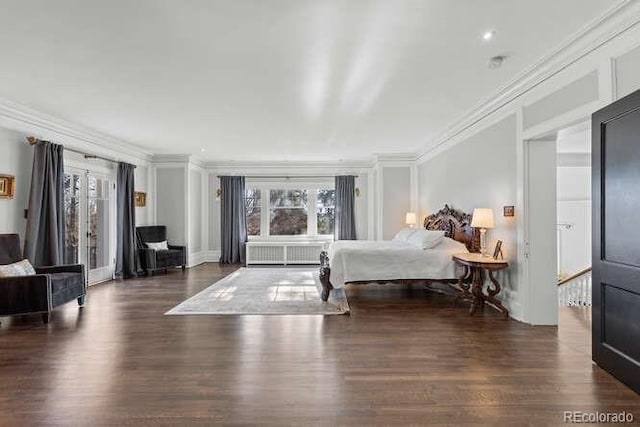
[0, 234, 86, 323]
[136, 226, 186, 275]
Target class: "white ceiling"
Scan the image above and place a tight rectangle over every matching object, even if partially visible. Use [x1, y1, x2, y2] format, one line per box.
[0, 0, 616, 162]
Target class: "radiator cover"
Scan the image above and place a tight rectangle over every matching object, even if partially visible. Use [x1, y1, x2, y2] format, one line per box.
[246, 242, 326, 265]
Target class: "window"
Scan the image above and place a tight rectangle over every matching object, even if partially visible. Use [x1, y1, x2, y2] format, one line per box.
[244, 186, 335, 237]
[245, 189, 261, 236]
[316, 189, 335, 235]
[270, 189, 308, 235]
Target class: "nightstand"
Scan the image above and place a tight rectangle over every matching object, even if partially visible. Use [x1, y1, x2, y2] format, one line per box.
[452, 253, 509, 318]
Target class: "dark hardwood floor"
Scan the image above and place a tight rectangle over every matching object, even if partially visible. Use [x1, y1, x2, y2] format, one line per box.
[0, 263, 638, 426]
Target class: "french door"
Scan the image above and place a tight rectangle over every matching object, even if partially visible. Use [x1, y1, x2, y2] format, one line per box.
[64, 168, 116, 285]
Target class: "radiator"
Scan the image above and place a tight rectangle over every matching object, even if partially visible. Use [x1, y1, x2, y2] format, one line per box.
[246, 242, 326, 265]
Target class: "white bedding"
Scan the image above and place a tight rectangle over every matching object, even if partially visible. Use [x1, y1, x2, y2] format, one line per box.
[328, 237, 468, 289]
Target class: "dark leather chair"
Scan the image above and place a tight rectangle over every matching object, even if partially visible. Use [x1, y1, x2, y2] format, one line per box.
[0, 234, 86, 323]
[136, 226, 186, 275]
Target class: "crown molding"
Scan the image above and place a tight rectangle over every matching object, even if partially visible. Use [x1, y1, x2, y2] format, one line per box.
[204, 159, 374, 172]
[0, 97, 153, 163]
[416, 0, 640, 162]
[373, 153, 418, 165]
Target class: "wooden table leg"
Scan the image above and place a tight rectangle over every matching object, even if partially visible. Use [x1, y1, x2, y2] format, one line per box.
[469, 268, 485, 316]
[454, 265, 471, 306]
[485, 270, 509, 318]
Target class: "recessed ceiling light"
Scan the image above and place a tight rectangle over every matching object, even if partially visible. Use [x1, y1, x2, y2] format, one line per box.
[483, 30, 496, 41]
[200, 148, 206, 152]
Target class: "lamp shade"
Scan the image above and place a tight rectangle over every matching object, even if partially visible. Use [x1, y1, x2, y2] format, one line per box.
[405, 212, 417, 226]
[471, 208, 495, 229]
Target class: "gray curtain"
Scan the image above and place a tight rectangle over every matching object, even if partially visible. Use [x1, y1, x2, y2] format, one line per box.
[335, 175, 357, 240]
[219, 176, 247, 264]
[116, 162, 137, 278]
[24, 141, 65, 265]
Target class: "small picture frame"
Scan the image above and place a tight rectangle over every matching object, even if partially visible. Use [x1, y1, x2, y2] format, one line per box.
[134, 191, 147, 207]
[503, 206, 515, 217]
[493, 240, 503, 260]
[0, 174, 16, 199]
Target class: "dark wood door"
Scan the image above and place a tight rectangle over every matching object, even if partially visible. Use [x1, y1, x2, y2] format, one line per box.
[592, 89, 640, 394]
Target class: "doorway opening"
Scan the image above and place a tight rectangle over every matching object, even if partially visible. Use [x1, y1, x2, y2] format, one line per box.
[525, 120, 592, 331]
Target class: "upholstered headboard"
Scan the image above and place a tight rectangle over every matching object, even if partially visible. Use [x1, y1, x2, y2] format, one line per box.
[423, 205, 480, 253]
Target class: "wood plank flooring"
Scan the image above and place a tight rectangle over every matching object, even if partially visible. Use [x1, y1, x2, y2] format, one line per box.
[0, 263, 638, 426]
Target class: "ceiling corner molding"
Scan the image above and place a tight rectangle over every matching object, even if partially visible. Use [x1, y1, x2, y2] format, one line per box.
[0, 97, 153, 163]
[373, 152, 418, 166]
[416, 0, 640, 163]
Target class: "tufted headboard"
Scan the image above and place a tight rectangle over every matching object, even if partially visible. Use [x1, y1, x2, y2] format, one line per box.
[423, 205, 480, 253]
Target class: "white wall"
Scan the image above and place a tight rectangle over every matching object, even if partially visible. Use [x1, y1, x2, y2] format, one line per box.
[189, 168, 203, 253]
[418, 115, 518, 310]
[382, 167, 411, 240]
[0, 127, 31, 240]
[156, 167, 186, 245]
[135, 165, 152, 226]
[557, 166, 591, 277]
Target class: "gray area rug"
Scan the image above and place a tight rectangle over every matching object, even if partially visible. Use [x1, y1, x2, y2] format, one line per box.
[165, 267, 350, 315]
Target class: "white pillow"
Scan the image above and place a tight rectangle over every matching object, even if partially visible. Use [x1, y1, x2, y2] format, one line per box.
[407, 230, 445, 249]
[392, 227, 418, 242]
[0, 259, 36, 277]
[146, 240, 169, 251]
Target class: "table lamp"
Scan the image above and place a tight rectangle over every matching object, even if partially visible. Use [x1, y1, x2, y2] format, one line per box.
[405, 212, 417, 228]
[471, 208, 495, 257]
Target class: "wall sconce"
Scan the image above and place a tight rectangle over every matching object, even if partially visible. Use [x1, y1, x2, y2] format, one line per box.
[355, 187, 360, 197]
[0, 174, 16, 199]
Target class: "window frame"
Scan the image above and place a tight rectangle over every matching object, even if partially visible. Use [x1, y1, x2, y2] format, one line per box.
[245, 181, 335, 241]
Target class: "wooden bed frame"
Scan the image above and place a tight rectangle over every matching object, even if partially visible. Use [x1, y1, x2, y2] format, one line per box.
[318, 205, 480, 301]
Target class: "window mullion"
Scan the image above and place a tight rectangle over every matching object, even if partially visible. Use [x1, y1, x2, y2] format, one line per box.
[308, 189, 317, 237]
[263, 188, 270, 236]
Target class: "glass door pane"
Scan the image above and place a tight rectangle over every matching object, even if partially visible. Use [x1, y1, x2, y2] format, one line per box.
[63, 173, 82, 264]
[88, 175, 113, 283]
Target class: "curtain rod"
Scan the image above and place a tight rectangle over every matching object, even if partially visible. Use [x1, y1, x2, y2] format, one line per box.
[217, 175, 358, 179]
[25, 137, 136, 168]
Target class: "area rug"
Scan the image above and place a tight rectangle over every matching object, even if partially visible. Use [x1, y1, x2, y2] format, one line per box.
[165, 267, 350, 315]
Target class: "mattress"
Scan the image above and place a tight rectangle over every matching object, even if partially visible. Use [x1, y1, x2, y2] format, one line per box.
[327, 237, 468, 288]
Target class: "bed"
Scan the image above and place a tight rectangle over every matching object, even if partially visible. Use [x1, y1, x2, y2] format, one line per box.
[318, 205, 480, 301]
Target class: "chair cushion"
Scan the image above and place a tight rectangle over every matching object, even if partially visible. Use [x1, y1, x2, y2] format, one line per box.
[146, 240, 169, 251]
[155, 249, 184, 267]
[0, 259, 36, 277]
[49, 272, 84, 294]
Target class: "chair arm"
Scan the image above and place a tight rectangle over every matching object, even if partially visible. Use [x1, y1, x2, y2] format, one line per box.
[35, 264, 84, 275]
[168, 245, 187, 265]
[138, 248, 157, 270]
[0, 275, 51, 315]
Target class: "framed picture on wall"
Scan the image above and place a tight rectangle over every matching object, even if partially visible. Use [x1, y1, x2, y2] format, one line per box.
[135, 191, 147, 207]
[0, 174, 15, 199]
[492, 240, 503, 260]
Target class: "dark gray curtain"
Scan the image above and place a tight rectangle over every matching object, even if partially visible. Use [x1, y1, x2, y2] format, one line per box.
[334, 175, 357, 241]
[24, 141, 65, 265]
[219, 176, 247, 264]
[116, 162, 137, 278]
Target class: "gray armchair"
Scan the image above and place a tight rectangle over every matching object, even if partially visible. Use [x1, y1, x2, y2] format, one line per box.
[136, 226, 186, 275]
[0, 234, 86, 323]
